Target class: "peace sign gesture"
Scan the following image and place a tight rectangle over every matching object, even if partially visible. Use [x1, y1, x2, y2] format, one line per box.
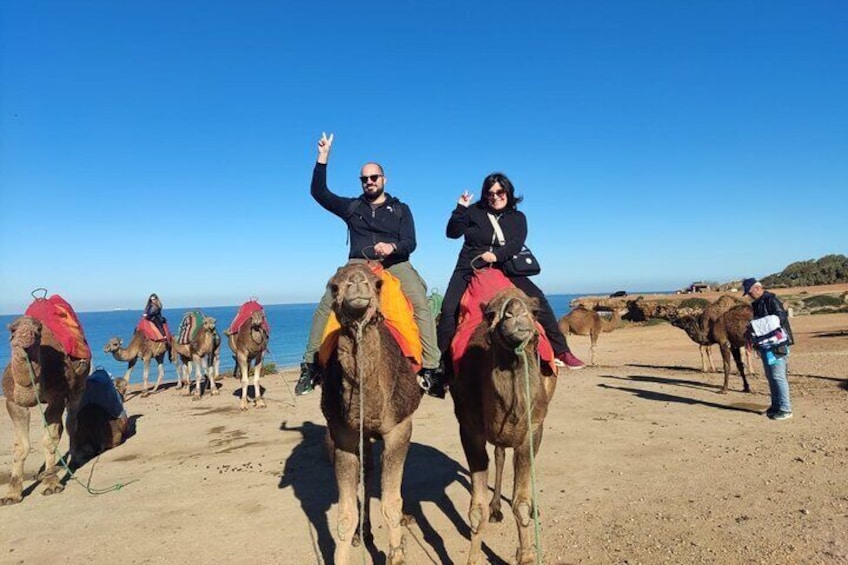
[317, 132, 334, 164]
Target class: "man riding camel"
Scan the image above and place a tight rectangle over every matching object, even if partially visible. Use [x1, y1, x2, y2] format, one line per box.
[295, 132, 446, 398]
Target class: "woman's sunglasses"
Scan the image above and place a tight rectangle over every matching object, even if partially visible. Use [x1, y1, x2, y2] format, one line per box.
[360, 174, 383, 184]
[487, 189, 507, 200]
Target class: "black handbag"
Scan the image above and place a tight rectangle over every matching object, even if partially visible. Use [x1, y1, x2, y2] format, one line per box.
[487, 213, 541, 277]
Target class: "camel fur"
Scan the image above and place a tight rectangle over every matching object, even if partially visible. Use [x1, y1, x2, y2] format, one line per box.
[320, 263, 423, 565]
[451, 287, 556, 565]
[557, 305, 623, 365]
[103, 331, 172, 397]
[2, 316, 91, 505]
[226, 311, 269, 410]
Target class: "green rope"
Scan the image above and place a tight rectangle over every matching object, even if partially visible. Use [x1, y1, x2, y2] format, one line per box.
[25, 353, 138, 495]
[516, 338, 543, 565]
[354, 321, 367, 565]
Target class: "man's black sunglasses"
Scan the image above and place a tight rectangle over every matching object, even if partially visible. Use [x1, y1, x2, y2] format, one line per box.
[360, 174, 383, 184]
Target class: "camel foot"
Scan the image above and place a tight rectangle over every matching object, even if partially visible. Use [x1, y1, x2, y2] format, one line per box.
[210, 387, 220, 396]
[192, 395, 203, 402]
[41, 482, 65, 496]
[255, 398, 266, 409]
[239, 399, 249, 411]
[718, 388, 729, 395]
[516, 548, 537, 565]
[141, 391, 150, 398]
[387, 539, 406, 565]
[0, 494, 23, 506]
[488, 508, 504, 523]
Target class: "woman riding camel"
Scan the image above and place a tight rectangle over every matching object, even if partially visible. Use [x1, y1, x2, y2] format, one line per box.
[143, 293, 167, 338]
[436, 172, 585, 385]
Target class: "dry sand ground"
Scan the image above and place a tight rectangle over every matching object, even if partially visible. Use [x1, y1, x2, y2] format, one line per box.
[1, 313, 846, 564]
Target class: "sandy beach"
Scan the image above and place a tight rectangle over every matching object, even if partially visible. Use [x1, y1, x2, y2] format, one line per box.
[1, 308, 846, 564]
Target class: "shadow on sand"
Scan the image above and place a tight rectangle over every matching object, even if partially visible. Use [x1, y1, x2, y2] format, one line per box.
[278, 420, 509, 565]
[598, 378, 762, 413]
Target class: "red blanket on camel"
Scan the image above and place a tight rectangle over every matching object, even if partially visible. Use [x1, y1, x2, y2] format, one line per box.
[449, 268, 556, 376]
[25, 295, 92, 360]
[136, 319, 172, 342]
[229, 300, 271, 336]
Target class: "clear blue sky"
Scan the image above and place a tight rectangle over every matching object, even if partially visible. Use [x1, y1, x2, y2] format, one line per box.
[1, 1, 846, 314]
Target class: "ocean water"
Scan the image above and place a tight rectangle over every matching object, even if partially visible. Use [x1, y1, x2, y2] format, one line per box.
[0, 294, 584, 386]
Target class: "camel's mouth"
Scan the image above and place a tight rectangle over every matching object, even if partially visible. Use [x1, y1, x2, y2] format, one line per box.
[344, 296, 372, 311]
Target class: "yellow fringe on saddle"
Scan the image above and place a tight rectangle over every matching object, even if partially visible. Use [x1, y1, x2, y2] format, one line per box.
[318, 266, 422, 367]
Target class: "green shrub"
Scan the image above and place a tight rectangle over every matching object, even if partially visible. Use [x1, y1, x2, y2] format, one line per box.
[810, 305, 848, 315]
[679, 298, 710, 309]
[803, 295, 843, 308]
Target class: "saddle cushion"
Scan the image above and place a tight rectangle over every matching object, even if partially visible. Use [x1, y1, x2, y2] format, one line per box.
[178, 311, 205, 344]
[318, 264, 422, 370]
[25, 294, 92, 360]
[229, 300, 271, 336]
[136, 318, 171, 342]
[450, 268, 555, 375]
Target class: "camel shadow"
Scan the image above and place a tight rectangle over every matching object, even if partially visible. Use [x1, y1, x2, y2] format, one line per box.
[277, 420, 506, 565]
[597, 381, 762, 413]
[230, 384, 265, 401]
[627, 362, 715, 374]
[601, 373, 722, 393]
[811, 330, 848, 338]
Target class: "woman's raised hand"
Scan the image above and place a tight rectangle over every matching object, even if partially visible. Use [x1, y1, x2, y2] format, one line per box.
[458, 190, 473, 207]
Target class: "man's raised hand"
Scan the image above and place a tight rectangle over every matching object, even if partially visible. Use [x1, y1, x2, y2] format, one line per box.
[317, 132, 334, 163]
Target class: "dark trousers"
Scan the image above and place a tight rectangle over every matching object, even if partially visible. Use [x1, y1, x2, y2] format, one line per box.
[436, 267, 570, 357]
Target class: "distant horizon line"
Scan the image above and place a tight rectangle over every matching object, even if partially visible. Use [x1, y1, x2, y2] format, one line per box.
[0, 290, 677, 317]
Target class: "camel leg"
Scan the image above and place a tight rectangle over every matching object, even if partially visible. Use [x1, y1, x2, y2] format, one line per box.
[732, 347, 751, 393]
[590, 334, 598, 366]
[706, 345, 717, 372]
[152, 356, 165, 393]
[65, 392, 83, 465]
[123, 358, 137, 385]
[191, 356, 205, 400]
[1, 400, 31, 505]
[205, 355, 219, 396]
[253, 353, 265, 408]
[718, 344, 733, 394]
[333, 444, 360, 565]
[381, 419, 412, 564]
[459, 425, 490, 565]
[745, 348, 758, 377]
[238, 354, 250, 411]
[140, 357, 151, 397]
[699, 345, 709, 372]
[512, 426, 544, 565]
[488, 446, 506, 523]
[39, 400, 66, 496]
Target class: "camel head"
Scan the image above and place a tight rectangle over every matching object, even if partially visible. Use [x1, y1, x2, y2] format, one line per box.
[484, 288, 540, 350]
[113, 377, 129, 401]
[103, 337, 123, 353]
[202, 316, 217, 332]
[8, 316, 42, 360]
[329, 263, 382, 326]
[671, 314, 707, 343]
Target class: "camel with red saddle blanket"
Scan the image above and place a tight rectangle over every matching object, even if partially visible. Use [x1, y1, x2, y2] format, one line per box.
[320, 263, 423, 565]
[450, 271, 557, 565]
[2, 294, 92, 505]
[225, 301, 270, 410]
[104, 319, 172, 397]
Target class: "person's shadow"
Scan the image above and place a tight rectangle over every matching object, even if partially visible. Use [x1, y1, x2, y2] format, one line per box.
[278, 420, 507, 564]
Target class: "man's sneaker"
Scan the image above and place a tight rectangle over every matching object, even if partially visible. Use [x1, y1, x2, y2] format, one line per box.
[295, 362, 317, 396]
[769, 411, 793, 421]
[555, 351, 585, 370]
[417, 368, 447, 399]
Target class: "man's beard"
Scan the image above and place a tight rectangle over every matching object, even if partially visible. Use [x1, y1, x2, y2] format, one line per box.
[363, 186, 384, 202]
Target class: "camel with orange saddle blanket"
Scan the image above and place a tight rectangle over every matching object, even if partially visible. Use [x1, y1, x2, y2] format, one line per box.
[103, 318, 172, 397]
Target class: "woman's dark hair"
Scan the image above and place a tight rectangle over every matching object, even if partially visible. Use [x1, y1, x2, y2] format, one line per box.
[481, 172, 522, 210]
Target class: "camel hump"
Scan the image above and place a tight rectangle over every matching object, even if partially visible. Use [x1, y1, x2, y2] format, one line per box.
[24, 294, 91, 360]
[229, 300, 271, 336]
